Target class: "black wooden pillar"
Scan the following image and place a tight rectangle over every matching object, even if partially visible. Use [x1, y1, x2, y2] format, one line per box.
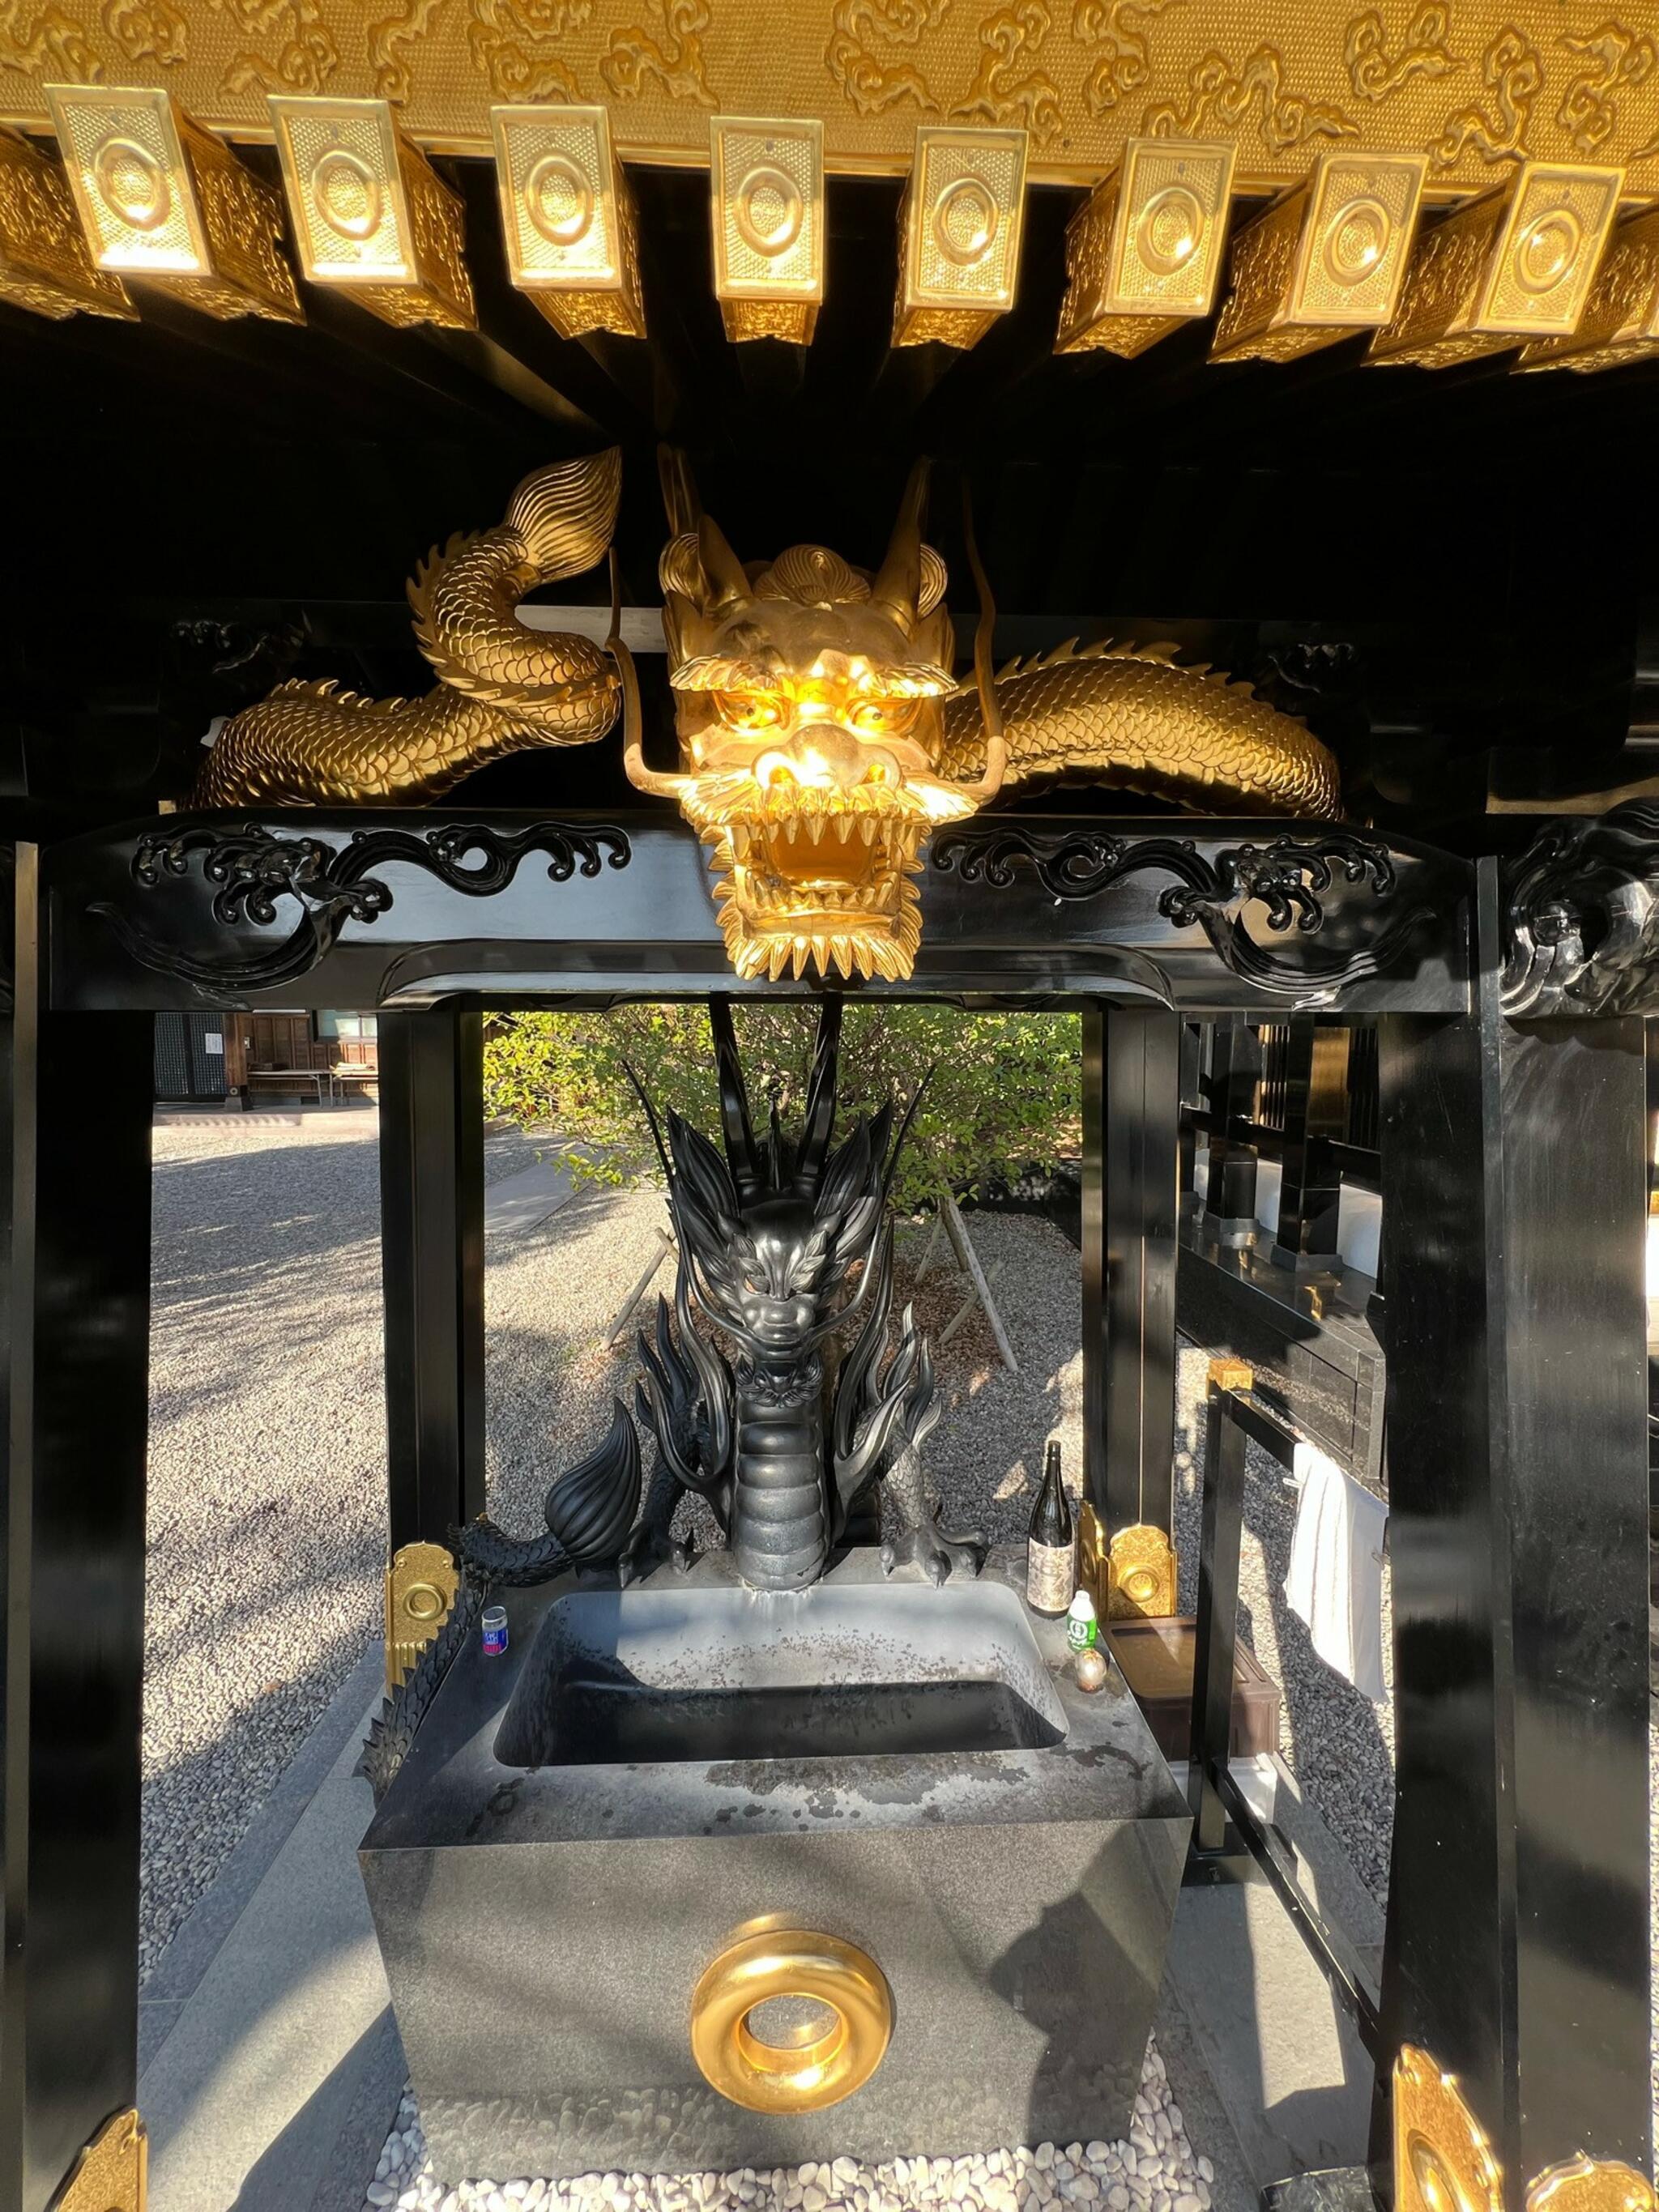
[378, 1008, 486, 1551]
[1377, 860, 1652, 2182]
[0, 848, 154, 2212]
[1202, 1016, 1262, 1242]
[1081, 1005, 1180, 1534]
[1270, 1015, 1350, 1269]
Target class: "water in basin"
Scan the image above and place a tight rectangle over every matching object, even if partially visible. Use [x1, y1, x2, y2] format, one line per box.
[494, 1579, 1067, 1768]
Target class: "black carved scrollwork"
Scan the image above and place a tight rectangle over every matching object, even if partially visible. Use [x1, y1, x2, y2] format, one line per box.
[1502, 801, 1659, 1016]
[931, 825, 1404, 999]
[93, 820, 632, 995]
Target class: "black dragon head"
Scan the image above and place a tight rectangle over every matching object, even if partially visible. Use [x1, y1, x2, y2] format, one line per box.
[634, 998, 917, 1369]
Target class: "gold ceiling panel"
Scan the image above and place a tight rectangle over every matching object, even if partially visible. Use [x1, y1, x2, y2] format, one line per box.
[0, 122, 135, 318]
[1055, 137, 1236, 360]
[6, 5, 1659, 192]
[491, 102, 644, 339]
[1210, 149, 1427, 362]
[45, 83, 301, 320]
[268, 94, 474, 328]
[893, 123, 1027, 349]
[1369, 158, 1623, 366]
[710, 114, 823, 345]
[1520, 203, 1659, 370]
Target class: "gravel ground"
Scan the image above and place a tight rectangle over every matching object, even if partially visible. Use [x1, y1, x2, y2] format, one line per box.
[364, 2048, 1215, 2212]
[143, 1112, 533, 1980]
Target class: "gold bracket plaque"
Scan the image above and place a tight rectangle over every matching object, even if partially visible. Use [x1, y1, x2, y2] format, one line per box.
[1211, 150, 1427, 364]
[53, 2107, 147, 2212]
[1369, 160, 1624, 369]
[45, 84, 301, 322]
[710, 115, 823, 345]
[1056, 137, 1235, 360]
[1206, 1356, 1254, 1394]
[0, 125, 135, 322]
[1107, 1523, 1176, 1620]
[268, 96, 474, 330]
[1528, 2157, 1657, 2212]
[893, 124, 1027, 350]
[385, 1540, 458, 1692]
[1520, 205, 1659, 375]
[491, 103, 645, 340]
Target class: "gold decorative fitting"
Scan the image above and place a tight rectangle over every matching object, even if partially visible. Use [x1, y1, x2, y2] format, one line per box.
[893, 124, 1027, 350]
[1206, 1356, 1254, 1393]
[1107, 1523, 1176, 1621]
[690, 1924, 892, 2113]
[711, 115, 823, 346]
[54, 2106, 147, 2212]
[0, 124, 135, 321]
[1055, 137, 1235, 360]
[1077, 1500, 1111, 1615]
[1393, 2046, 1504, 2212]
[385, 1541, 458, 1691]
[1368, 160, 1623, 369]
[1527, 2158, 1657, 2212]
[491, 103, 644, 340]
[1211, 149, 1427, 364]
[45, 85, 301, 322]
[1519, 204, 1659, 373]
[268, 96, 474, 330]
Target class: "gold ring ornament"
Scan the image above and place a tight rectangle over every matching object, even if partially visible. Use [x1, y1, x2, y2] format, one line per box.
[689, 1929, 892, 2112]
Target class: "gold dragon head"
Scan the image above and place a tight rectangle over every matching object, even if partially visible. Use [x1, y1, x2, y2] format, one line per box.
[620, 452, 1004, 982]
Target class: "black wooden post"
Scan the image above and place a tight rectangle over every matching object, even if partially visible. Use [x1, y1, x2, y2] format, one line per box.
[1376, 860, 1652, 2180]
[1188, 1366, 1249, 1855]
[1081, 1005, 1180, 1535]
[1202, 1016, 1262, 1242]
[0, 847, 154, 2212]
[1270, 1015, 1350, 1269]
[378, 1008, 486, 1551]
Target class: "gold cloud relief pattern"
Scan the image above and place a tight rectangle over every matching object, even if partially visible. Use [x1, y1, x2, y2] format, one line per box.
[4, 0, 1659, 187]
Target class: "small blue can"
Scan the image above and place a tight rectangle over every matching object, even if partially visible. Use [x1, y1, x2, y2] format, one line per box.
[481, 1605, 509, 1656]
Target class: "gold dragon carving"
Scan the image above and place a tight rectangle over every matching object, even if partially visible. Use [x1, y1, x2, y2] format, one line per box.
[192, 450, 621, 806]
[196, 449, 1340, 979]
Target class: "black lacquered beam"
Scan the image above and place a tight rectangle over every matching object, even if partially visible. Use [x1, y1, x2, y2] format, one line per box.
[47, 811, 1472, 1019]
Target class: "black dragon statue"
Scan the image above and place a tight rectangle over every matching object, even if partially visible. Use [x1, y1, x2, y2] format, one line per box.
[454, 995, 983, 1596]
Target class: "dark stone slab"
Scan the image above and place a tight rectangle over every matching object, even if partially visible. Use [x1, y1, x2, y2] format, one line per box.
[360, 1547, 1190, 2182]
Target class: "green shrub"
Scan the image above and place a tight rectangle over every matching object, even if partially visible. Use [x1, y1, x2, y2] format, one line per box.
[482, 1004, 1080, 1210]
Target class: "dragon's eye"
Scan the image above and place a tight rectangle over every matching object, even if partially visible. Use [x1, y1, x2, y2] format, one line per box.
[715, 691, 786, 734]
[848, 697, 919, 739]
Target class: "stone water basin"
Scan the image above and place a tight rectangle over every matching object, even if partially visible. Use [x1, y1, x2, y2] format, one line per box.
[360, 1546, 1191, 2184]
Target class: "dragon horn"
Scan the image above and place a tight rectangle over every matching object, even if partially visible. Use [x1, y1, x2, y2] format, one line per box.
[794, 994, 843, 1197]
[697, 510, 752, 615]
[658, 443, 702, 537]
[709, 996, 763, 1206]
[950, 475, 1007, 803]
[868, 458, 931, 637]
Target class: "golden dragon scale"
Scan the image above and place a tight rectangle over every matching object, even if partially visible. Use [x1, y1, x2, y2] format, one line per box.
[192, 450, 624, 808]
[941, 639, 1341, 819]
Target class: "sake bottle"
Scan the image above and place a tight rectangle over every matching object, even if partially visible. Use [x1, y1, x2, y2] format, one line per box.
[1026, 1440, 1075, 1616]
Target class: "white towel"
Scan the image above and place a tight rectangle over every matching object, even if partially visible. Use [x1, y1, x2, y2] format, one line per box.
[1282, 1441, 1388, 1703]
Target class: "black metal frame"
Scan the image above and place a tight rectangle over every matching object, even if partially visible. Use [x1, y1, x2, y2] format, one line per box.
[2, 803, 1654, 2208]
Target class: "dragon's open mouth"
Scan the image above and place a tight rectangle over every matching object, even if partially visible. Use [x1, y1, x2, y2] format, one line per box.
[693, 803, 931, 981]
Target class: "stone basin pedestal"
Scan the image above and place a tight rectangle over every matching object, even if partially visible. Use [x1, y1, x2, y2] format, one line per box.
[360, 1547, 1191, 2183]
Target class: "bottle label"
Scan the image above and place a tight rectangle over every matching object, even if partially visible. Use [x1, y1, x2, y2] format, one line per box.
[1066, 1607, 1098, 1652]
[1027, 1536, 1075, 1615]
